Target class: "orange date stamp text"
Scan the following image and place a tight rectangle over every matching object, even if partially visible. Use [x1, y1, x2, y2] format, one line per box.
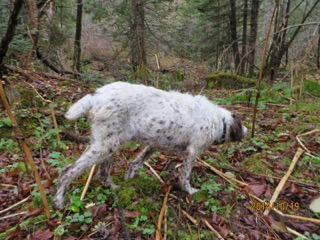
[251, 201, 300, 211]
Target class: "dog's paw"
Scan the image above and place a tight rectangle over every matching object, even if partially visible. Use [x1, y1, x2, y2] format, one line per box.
[187, 187, 199, 195]
[102, 179, 118, 189]
[124, 170, 135, 180]
[53, 197, 65, 210]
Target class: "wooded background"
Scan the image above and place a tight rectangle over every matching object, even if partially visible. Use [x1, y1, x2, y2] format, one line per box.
[1, 0, 320, 85]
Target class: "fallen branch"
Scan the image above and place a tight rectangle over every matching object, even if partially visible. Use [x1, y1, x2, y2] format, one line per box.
[36, 47, 81, 78]
[263, 148, 304, 215]
[296, 129, 320, 156]
[0, 196, 30, 215]
[0, 211, 28, 221]
[202, 219, 223, 239]
[156, 186, 171, 240]
[144, 161, 164, 184]
[197, 158, 247, 187]
[81, 164, 95, 201]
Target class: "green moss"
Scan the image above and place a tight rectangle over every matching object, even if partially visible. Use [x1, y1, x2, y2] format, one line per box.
[173, 69, 185, 82]
[206, 71, 256, 89]
[304, 79, 320, 97]
[116, 186, 136, 208]
[240, 154, 271, 174]
[296, 99, 320, 115]
[192, 190, 207, 202]
[133, 172, 161, 196]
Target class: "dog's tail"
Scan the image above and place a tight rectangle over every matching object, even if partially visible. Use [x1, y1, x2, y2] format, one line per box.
[65, 94, 93, 120]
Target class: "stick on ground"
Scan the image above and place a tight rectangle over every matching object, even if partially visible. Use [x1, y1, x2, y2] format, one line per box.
[263, 148, 304, 215]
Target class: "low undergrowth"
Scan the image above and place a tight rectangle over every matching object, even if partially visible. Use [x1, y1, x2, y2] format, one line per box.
[0, 74, 320, 239]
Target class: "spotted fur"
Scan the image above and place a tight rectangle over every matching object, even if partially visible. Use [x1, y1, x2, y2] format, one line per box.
[53, 82, 247, 209]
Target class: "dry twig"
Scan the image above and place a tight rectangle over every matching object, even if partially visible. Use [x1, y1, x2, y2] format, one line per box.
[156, 186, 171, 240]
[263, 148, 304, 215]
[0, 196, 30, 215]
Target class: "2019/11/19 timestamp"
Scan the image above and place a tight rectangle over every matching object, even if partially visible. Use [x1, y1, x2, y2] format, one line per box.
[251, 201, 300, 211]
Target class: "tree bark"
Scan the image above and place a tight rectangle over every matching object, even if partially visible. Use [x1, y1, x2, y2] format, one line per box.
[229, 0, 240, 70]
[317, 24, 320, 69]
[0, 0, 24, 68]
[248, 0, 260, 77]
[73, 0, 83, 74]
[25, 0, 39, 48]
[131, 0, 147, 84]
[240, 0, 248, 74]
[265, 0, 291, 81]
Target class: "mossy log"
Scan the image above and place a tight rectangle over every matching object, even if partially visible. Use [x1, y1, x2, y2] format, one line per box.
[205, 71, 256, 90]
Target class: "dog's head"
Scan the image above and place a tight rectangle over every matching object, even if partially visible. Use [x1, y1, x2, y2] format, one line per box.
[221, 113, 247, 143]
[230, 114, 247, 141]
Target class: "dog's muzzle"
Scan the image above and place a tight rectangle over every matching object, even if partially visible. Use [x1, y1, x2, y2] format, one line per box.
[242, 126, 248, 136]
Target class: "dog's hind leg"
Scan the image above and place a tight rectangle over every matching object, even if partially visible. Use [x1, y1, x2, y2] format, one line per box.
[99, 159, 117, 189]
[53, 143, 117, 210]
[179, 146, 199, 195]
[124, 145, 153, 180]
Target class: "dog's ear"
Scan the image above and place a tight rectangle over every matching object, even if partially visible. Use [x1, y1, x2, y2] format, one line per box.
[230, 114, 244, 141]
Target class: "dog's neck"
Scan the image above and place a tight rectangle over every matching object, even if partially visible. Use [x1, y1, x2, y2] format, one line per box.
[221, 118, 227, 142]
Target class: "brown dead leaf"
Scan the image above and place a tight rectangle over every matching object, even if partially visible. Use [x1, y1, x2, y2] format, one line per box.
[271, 221, 288, 233]
[245, 183, 266, 197]
[33, 229, 53, 240]
[124, 210, 140, 219]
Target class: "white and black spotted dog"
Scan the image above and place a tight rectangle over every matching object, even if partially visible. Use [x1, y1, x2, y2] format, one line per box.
[53, 82, 247, 209]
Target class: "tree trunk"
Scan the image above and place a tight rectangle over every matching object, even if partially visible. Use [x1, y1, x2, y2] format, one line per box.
[240, 0, 248, 74]
[73, 0, 83, 74]
[265, 0, 291, 81]
[229, 0, 240, 70]
[248, 0, 260, 77]
[265, 0, 320, 80]
[0, 0, 24, 68]
[25, 0, 39, 63]
[317, 25, 320, 69]
[131, 0, 147, 84]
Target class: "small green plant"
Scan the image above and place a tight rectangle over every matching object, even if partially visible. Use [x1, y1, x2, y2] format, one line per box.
[67, 195, 86, 213]
[0, 138, 16, 150]
[295, 231, 320, 240]
[250, 137, 269, 150]
[0, 117, 12, 127]
[54, 224, 67, 236]
[47, 151, 66, 173]
[201, 179, 221, 194]
[129, 207, 155, 235]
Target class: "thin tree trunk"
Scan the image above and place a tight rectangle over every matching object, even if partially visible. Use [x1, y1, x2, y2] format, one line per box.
[265, 0, 291, 81]
[265, 0, 320, 80]
[248, 0, 260, 77]
[241, 0, 248, 74]
[131, 0, 147, 84]
[0, 0, 24, 68]
[317, 24, 320, 69]
[25, 0, 39, 65]
[73, 0, 83, 74]
[229, 0, 240, 70]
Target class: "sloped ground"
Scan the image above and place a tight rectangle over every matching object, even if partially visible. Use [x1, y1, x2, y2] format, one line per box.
[0, 71, 319, 240]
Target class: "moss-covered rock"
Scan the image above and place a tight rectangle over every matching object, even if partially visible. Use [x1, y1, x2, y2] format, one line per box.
[206, 71, 256, 89]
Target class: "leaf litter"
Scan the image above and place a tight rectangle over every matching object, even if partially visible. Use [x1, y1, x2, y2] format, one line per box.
[0, 75, 319, 239]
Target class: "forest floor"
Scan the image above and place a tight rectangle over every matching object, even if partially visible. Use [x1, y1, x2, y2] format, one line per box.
[0, 69, 320, 240]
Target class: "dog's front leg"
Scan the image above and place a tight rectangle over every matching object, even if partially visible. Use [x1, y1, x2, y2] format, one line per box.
[179, 146, 199, 195]
[124, 145, 153, 180]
